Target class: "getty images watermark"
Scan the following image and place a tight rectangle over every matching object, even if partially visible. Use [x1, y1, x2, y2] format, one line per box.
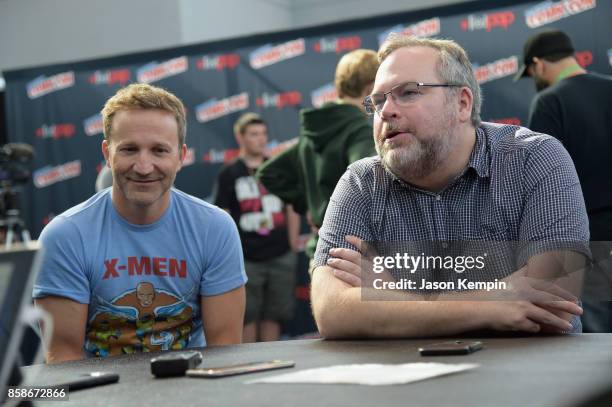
[355, 240, 612, 301]
[371, 252, 507, 291]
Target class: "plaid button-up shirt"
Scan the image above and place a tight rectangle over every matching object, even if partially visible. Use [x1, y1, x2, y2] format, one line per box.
[315, 122, 588, 332]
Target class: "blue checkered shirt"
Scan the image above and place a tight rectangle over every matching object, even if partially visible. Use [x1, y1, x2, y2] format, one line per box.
[315, 122, 589, 333]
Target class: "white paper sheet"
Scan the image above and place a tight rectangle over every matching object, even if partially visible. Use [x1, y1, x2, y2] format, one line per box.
[248, 363, 478, 386]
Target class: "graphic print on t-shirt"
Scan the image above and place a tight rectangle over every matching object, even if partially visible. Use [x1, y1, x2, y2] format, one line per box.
[234, 175, 285, 236]
[84, 282, 194, 357]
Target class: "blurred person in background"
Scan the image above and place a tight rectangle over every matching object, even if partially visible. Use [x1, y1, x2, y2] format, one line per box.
[257, 49, 379, 275]
[515, 29, 612, 332]
[215, 113, 299, 342]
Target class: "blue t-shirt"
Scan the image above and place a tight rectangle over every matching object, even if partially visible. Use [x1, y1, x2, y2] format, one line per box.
[33, 188, 247, 357]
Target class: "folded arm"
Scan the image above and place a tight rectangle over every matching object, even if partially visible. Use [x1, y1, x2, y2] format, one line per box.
[312, 236, 582, 338]
[311, 265, 499, 338]
[312, 261, 581, 338]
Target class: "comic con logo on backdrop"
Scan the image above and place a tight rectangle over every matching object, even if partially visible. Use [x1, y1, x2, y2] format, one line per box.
[35, 123, 75, 140]
[84, 113, 104, 137]
[195, 93, 249, 123]
[473, 56, 519, 84]
[575, 50, 593, 68]
[525, 0, 596, 28]
[196, 53, 240, 71]
[256, 91, 302, 109]
[313, 36, 362, 53]
[202, 148, 240, 165]
[460, 11, 515, 31]
[34, 160, 82, 189]
[311, 83, 337, 108]
[378, 18, 441, 45]
[26, 72, 75, 99]
[249, 39, 305, 69]
[137, 57, 188, 83]
[89, 69, 131, 86]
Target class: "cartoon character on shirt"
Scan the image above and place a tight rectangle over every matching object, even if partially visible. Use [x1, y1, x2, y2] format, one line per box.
[85, 282, 194, 356]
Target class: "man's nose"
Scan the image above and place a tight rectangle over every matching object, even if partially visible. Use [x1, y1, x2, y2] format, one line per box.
[378, 95, 400, 120]
[133, 152, 154, 174]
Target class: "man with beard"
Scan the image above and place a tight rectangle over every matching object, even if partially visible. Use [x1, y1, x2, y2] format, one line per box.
[310, 34, 589, 338]
[514, 30, 612, 332]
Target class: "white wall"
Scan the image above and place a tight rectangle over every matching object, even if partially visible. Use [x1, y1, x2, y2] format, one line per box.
[0, 0, 471, 86]
[0, 0, 182, 71]
[289, 0, 467, 28]
[179, 0, 292, 46]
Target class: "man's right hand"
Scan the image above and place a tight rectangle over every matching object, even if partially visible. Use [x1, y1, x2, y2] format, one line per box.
[483, 300, 581, 333]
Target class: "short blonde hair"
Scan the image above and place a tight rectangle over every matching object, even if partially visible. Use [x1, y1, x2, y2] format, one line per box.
[102, 83, 187, 145]
[378, 34, 482, 126]
[233, 112, 266, 136]
[334, 49, 379, 98]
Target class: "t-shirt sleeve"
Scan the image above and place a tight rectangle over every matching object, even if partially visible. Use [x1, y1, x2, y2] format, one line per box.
[517, 137, 590, 265]
[32, 216, 90, 304]
[200, 209, 247, 296]
[314, 167, 372, 267]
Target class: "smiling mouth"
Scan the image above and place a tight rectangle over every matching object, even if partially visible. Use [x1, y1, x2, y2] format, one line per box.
[128, 178, 160, 184]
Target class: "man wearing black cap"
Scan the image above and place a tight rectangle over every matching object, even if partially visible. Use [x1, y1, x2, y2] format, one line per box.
[516, 29, 612, 332]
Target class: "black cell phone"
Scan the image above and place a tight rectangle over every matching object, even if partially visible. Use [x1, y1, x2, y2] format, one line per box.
[418, 340, 483, 356]
[150, 351, 203, 377]
[51, 372, 119, 391]
[185, 360, 295, 378]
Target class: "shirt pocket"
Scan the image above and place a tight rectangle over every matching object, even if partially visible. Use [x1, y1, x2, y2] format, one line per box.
[461, 204, 512, 241]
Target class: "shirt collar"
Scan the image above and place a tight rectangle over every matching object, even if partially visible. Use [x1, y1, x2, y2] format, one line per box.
[467, 126, 490, 179]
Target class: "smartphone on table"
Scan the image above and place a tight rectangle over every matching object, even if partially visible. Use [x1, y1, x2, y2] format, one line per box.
[186, 360, 295, 378]
[418, 340, 483, 356]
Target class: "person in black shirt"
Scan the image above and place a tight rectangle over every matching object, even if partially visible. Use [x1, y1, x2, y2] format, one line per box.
[515, 29, 612, 332]
[214, 113, 299, 342]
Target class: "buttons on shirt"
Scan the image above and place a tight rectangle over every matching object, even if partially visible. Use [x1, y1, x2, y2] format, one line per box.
[435, 195, 442, 201]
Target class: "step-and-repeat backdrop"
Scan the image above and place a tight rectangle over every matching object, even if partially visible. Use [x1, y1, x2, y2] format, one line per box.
[4, 0, 611, 237]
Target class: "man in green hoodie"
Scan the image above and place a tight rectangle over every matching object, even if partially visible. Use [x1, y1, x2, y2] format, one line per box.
[256, 49, 379, 268]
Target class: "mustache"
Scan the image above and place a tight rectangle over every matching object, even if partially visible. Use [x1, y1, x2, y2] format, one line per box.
[379, 122, 413, 139]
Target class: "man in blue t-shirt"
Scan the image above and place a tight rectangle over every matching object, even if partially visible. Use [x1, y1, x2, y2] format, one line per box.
[33, 83, 247, 362]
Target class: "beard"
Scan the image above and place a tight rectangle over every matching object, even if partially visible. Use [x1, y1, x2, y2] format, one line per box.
[376, 106, 458, 181]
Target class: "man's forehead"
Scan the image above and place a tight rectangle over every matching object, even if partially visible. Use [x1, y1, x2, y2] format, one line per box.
[244, 123, 267, 133]
[109, 109, 180, 146]
[112, 109, 177, 133]
[374, 46, 440, 89]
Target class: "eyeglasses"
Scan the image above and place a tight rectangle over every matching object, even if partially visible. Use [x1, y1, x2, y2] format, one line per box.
[362, 81, 464, 115]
